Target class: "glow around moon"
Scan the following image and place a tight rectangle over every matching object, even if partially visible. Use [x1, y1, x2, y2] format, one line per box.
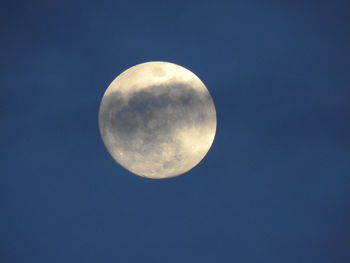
[99, 62, 216, 179]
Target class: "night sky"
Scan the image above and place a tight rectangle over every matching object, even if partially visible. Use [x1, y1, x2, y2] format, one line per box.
[1, 0, 350, 262]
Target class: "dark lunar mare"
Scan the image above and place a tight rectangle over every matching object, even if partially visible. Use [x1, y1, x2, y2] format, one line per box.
[99, 82, 215, 155]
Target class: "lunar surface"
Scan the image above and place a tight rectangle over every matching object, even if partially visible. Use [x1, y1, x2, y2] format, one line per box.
[99, 61, 216, 179]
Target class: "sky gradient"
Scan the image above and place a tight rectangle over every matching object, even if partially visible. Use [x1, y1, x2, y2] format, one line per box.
[1, 0, 350, 262]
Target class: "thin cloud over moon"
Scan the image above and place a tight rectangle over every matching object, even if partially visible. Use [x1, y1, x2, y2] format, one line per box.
[99, 62, 217, 179]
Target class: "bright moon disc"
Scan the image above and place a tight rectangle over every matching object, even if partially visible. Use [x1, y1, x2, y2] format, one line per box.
[99, 62, 216, 179]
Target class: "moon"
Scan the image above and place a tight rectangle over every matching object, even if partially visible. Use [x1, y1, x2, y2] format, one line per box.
[98, 61, 216, 179]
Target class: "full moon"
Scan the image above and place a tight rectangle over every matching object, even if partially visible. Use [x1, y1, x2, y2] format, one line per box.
[99, 61, 216, 179]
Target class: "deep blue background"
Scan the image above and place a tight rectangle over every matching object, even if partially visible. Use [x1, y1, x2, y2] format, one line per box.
[1, 0, 350, 262]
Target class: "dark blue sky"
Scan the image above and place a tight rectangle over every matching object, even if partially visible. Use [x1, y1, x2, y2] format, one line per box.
[1, 0, 350, 262]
